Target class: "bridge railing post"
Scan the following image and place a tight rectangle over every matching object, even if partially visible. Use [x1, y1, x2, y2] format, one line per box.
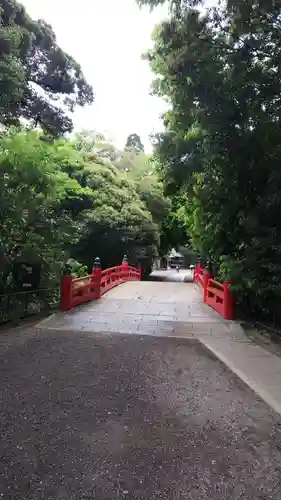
[122, 254, 129, 280]
[203, 270, 211, 303]
[122, 255, 128, 267]
[193, 263, 201, 283]
[92, 257, 102, 299]
[60, 274, 73, 311]
[223, 281, 234, 320]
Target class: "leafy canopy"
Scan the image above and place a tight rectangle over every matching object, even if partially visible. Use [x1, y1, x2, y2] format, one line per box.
[0, 0, 94, 135]
[0, 127, 163, 288]
[125, 133, 145, 154]
[144, 0, 281, 317]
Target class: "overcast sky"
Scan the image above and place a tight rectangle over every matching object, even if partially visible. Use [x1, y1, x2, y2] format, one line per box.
[21, 0, 169, 151]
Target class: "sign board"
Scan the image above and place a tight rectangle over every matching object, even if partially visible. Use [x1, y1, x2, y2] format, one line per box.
[12, 262, 41, 291]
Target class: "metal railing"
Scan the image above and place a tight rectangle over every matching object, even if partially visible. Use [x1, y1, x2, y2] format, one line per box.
[0, 288, 59, 325]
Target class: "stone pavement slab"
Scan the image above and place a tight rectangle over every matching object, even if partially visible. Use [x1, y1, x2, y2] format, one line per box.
[41, 281, 223, 324]
[39, 281, 226, 337]
[196, 323, 281, 415]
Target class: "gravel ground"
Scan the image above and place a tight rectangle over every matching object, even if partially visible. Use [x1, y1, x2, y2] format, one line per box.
[1, 328, 281, 499]
[245, 324, 281, 357]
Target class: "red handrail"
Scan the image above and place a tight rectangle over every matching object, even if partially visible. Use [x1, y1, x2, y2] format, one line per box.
[193, 264, 211, 293]
[60, 262, 141, 311]
[193, 264, 234, 320]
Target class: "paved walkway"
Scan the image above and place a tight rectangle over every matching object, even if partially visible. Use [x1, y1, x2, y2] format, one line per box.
[149, 269, 191, 282]
[39, 279, 228, 336]
[1, 274, 281, 498]
[40, 276, 281, 415]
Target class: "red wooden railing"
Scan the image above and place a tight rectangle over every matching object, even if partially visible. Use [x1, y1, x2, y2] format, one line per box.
[100, 265, 141, 295]
[194, 264, 211, 291]
[60, 257, 141, 312]
[193, 264, 234, 320]
[205, 278, 234, 320]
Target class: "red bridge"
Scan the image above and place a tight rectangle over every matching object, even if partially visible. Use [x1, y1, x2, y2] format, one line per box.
[59, 256, 234, 322]
[4, 256, 281, 500]
[60, 256, 142, 312]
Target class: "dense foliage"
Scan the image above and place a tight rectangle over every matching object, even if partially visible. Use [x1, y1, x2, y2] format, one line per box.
[73, 129, 173, 260]
[125, 133, 144, 154]
[0, 0, 173, 312]
[0, 130, 88, 288]
[0, 128, 164, 295]
[0, 0, 94, 135]
[142, 0, 281, 319]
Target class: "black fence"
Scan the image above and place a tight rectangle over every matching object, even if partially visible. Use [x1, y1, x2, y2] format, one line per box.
[0, 288, 59, 325]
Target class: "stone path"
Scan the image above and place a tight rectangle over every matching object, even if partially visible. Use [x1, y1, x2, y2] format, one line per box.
[39, 279, 228, 336]
[2, 274, 281, 498]
[200, 326, 281, 415]
[40, 276, 281, 415]
[149, 268, 191, 282]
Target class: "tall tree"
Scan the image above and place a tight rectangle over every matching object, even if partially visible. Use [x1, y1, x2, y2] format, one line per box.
[0, 128, 161, 287]
[125, 133, 145, 154]
[0, 0, 94, 135]
[0, 128, 91, 290]
[145, 1, 281, 318]
[136, 0, 203, 10]
[74, 130, 120, 161]
[73, 130, 168, 268]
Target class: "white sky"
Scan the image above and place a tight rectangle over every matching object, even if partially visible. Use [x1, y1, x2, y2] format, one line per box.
[21, 0, 169, 151]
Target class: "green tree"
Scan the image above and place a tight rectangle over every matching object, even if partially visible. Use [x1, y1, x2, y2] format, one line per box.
[125, 133, 145, 154]
[72, 130, 168, 270]
[0, 128, 91, 289]
[74, 130, 121, 162]
[115, 150, 152, 178]
[136, 0, 203, 11]
[0, 128, 161, 286]
[67, 155, 159, 271]
[0, 0, 94, 135]
[144, 1, 281, 318]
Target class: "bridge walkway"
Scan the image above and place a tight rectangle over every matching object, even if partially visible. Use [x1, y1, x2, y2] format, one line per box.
[40, 274, 229, 337]
[39, 271, 281, 415]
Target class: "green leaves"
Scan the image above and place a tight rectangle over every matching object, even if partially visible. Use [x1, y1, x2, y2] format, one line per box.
[136, 0, 203, 10]
[145, 0, 281, 317]
[0, 130, 83, 263]
[0, 0, 94, 135]
[125, 134, 145, 154]
[0, 127, 163, 289]
[72, 149, 160, 270]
